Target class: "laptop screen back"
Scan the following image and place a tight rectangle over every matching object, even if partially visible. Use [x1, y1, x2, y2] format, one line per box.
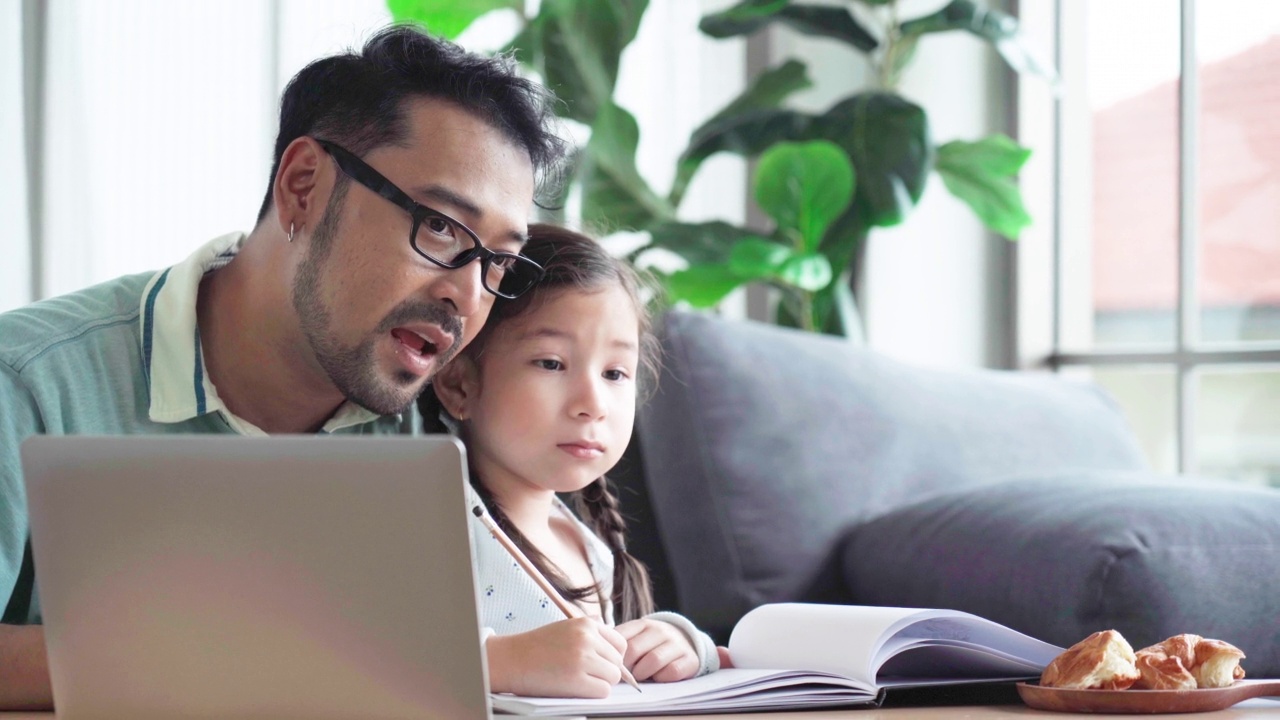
[22, 435, 488, 720]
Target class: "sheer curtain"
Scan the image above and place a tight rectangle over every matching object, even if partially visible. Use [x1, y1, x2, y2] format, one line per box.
[1, 0, 31, 312]
[0, 0, 397, 313]
[3, 0, 743, 313]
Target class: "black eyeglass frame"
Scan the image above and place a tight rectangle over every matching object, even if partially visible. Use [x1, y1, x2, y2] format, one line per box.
[314, 138, 544, 300]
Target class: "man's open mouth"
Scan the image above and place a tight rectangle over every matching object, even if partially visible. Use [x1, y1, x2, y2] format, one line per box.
[390, 328, 439, 356]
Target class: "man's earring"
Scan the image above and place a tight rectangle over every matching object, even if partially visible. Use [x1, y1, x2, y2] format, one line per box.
[288, 223, 295, 243]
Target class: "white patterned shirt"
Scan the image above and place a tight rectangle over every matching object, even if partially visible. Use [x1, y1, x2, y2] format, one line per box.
[465, 484, 719, 677]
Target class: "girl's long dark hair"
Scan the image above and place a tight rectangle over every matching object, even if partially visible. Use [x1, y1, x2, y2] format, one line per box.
[419, 223, 661, 622]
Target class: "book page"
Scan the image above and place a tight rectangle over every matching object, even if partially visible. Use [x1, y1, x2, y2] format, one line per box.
[728, 604, 1063, 688]
[490, 668, 876, 716]
[728, 603, 927, 685]
[874, 611, 1063, 676]
[876, 644, 1047, 686]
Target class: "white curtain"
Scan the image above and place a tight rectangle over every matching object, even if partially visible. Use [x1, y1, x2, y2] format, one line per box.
[0, 0, 388, 312]
[1, 0, 31, 312]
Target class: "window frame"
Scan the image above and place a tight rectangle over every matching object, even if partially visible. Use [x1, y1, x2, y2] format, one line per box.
[1015, 0, 1280, 476]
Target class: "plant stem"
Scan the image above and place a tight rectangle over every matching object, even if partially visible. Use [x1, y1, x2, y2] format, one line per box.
[800, 291, 815, 333]
[877, 0, 902, 91]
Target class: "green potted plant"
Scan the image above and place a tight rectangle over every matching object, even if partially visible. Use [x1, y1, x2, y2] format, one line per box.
[387, 0, 1051, 337]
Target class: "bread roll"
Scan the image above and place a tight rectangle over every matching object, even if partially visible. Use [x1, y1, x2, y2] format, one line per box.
[1041, 630, 1141, 690]
[1134, 650, 1197, 690]
[1135, 634, 1246, 689]
[1191, 639, 1246, 688]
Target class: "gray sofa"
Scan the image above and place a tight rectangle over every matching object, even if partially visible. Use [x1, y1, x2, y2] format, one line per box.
[611, 311, 1280, 677]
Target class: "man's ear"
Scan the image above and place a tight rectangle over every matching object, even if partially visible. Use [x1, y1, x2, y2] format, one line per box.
[272, 137, 328, 237]
[432, 356, 479, 421]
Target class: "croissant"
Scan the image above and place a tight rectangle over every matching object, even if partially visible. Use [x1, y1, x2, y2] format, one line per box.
[1134, 634, 1246, 689]
[1133, 650, 1197, 690]
[1041, 629, 1141, 690]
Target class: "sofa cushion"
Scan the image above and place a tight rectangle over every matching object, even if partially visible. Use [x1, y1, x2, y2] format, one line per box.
[840, 472, 1280, 677]
[637, 311, 1148, 638]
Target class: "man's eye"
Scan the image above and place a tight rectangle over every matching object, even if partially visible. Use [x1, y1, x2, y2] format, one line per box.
[491, 255, 517, 271]
[425, 216, 454, 236]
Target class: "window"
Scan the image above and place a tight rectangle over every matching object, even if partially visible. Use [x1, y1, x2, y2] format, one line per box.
[1018, 0, 1280, 486]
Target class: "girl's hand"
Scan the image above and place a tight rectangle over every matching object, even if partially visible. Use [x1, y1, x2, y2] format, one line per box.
[718, 645, 734, 669]
[615, 618, 701, 682]
[485, 617, 628, 698]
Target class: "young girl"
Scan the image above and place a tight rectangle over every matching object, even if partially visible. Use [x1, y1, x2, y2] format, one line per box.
[420, 224, 719, 699]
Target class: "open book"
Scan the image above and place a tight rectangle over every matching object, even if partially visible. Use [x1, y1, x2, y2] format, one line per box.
[490, 603, 1064, 716]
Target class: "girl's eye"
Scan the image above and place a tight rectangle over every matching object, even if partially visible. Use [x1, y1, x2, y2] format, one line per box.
[534, 359, 563, 371]
[603, 369, 629, 382]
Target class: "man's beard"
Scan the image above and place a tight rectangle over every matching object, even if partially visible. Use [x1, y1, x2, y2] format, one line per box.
[290, 198, 465, 416]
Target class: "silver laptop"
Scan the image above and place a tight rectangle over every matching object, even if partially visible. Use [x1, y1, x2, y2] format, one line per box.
[22, 435, 491, 720]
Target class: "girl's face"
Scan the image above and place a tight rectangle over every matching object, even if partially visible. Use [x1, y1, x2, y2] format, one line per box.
[463, 284, 641, 497]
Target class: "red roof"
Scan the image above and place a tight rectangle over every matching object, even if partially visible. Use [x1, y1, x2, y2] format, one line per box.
[1092, 36, 1280, 310]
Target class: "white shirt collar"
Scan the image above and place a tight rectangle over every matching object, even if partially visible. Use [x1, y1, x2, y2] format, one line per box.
[139, 231, 387, 434]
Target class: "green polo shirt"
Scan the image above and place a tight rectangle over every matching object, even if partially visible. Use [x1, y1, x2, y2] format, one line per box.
[0, 232, 410, 623]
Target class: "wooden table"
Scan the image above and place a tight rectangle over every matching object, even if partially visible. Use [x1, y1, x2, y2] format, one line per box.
[5, 702, 1280, 718]
[630, 702, 1280, 718]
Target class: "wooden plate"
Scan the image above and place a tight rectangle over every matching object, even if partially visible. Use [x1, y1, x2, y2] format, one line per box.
[1017, 680, 1280, 714]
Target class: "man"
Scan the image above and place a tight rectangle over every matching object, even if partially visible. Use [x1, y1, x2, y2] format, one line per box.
[0, 25, 565, 708]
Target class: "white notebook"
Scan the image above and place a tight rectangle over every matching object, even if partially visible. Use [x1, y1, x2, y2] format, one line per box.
[491, 602, 1064, 716]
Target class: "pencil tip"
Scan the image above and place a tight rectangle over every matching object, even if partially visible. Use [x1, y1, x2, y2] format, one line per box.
[472, 505, 483, 517]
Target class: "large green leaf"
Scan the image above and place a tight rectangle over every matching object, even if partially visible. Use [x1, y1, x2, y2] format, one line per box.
[669, 61, 813, 206]
[386, 0, 517, 39]
[579, 101, 673, 232]
[728, 237, 792, 279]
[512, 0, 648, 123]
[671, 109, 816, 208]
[816, 92, 931, 228]
[702, 0, 789, 23]
[754, 140, 854, 253]
[934, 134, 1032, 239]
[639, 220, 758, 265]
[663, 264, 744, 308]
[701, 2, 878, 52]
[899, 0, 1015, 39]
[704, 60, 812, 132]
[816, 198, 869, 280]
[937, 133, 1031, 176]
[898, 0, 1057, 83]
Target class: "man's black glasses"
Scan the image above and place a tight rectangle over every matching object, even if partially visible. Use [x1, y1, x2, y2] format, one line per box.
[315, 139, 544, 299]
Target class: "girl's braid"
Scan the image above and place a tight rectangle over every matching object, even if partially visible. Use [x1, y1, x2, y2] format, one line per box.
[574, 476, 655, 622]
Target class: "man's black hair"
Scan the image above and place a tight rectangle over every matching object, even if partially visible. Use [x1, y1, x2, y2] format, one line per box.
[255, 24, 565, 223]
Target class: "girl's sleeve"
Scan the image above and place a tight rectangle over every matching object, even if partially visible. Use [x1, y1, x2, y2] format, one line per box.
[644, 611, 720, 676]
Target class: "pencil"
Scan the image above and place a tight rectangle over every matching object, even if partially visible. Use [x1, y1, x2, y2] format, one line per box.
[472, 504, 642, 692]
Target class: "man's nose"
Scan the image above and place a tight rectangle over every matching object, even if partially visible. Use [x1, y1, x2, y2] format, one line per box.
[431, 258, 487, 318]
